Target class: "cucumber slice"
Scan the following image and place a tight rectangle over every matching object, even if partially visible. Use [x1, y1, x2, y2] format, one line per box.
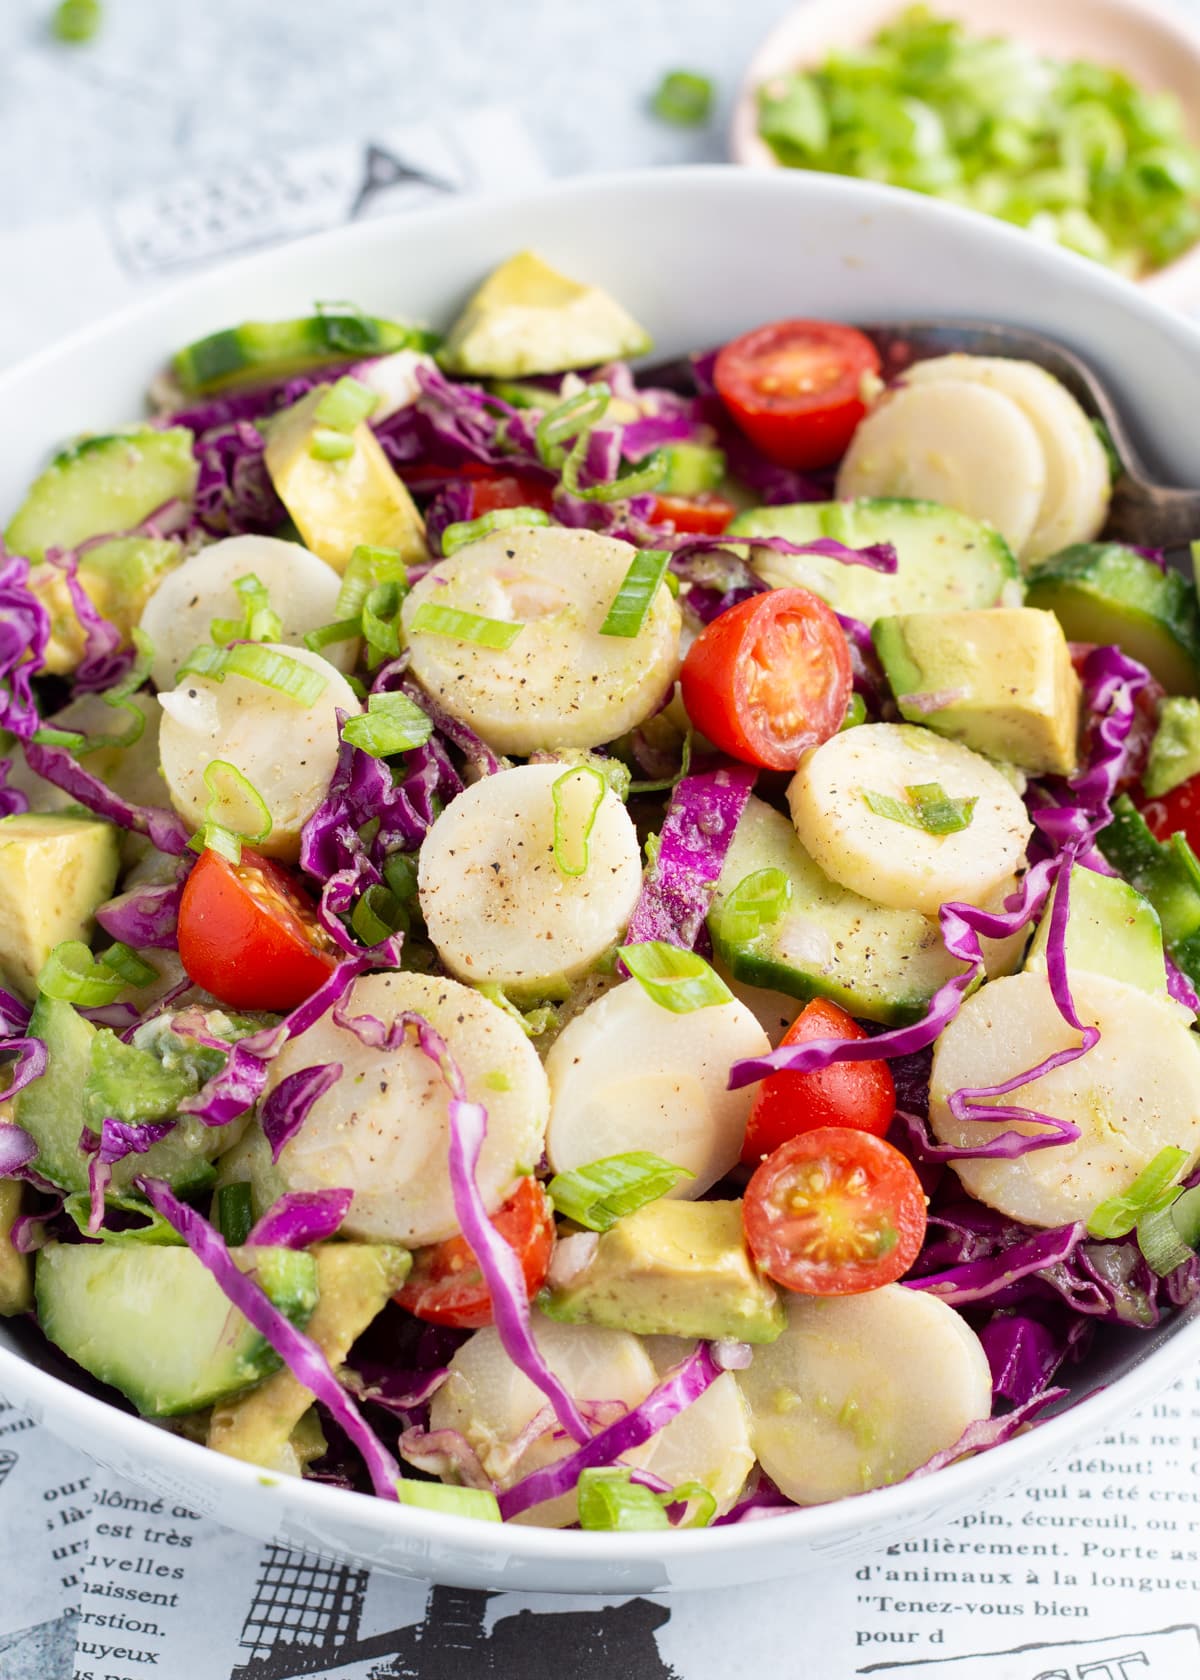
[15, 997, 238, 1196]
[1024, 864, 1167, 995]
[708, 796, 1023, 1025]
[726, 498, 1021, 621]
[35, 1242, 318, 1416]
[1097, 794, 1200, 988]
[172, 312, 436, 396]
[1026, 543, 1200, 697]
[5, 428, 197, 563]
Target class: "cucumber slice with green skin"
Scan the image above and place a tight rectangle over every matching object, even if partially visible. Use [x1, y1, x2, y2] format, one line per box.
[15, 996, 241, 1196]
[5, 428, 197, 563]
[35, 1242, 318, 1417]
[1025, 543, 1200, 697]
[1098, 795, 1200, 987]
[726, 498, 1021, 622]
[1023, 864, 1167, 995]
[707, 796, 1025, 1026]
[658, 443, 726, 497]
[171, 313, 437, 396]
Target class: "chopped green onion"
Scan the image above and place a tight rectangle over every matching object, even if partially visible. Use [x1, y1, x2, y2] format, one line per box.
[666, 1480, 718, 1528]
[51, 0, 101, 42]
[536, 384, 612, 469]
[341, 692, 433, 758]
[577, 1469, 671, 1531]
[840, 692, 867, 732]
[538, 750, 631, 802]
[188, 759, 273, 865]
[1136, 1185, 1200, 1276]
[408, 602, 524, 650]
[350, 883, 410, 948]
[336, 544, 408, 618]
[551, 765, 608, 877]
[717, 867, 792, 945]
[309, 427, 356, 462]
[629, 733, 693, 796]
[215, 1182, 255, 1247]
[600, 549, 672, 638]
[382, 850, 419, 902]
[862, 782, 977, 835]
[394, 1479, 501, 1522]
[39, 941, 129, 1006]
[313, 375, 379, 433]
[1087, 1144, 1189, 1239]
[33, 625, 154, 755]
[304, 617, 362, 653]
[361, 580, 406, 665]
[476, 982, 560, 1039]
[101, 943, 157, 988]
[559, 436, 667, 504]
[621, 941, 734, 1013]
[442, 506, 552, 557]
[211, 573, 283, 648]
[547, 1151, 694, 1232]
[176, 642, 329, 706]
[651, 70, 714, 127]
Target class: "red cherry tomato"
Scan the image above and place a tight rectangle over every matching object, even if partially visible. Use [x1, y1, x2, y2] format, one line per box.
[177, 847, 338, 1012]
[649, 492, 737, 535]
[680, 587, 852, 770]
[741, 998, 896, 1165]
[713, 320, 881, 470]
[395, 1177, 555, 1329]
[744, 1127, 927, 1296]
[464, 470, 555, 519]
[1141, 773, 1200, 849]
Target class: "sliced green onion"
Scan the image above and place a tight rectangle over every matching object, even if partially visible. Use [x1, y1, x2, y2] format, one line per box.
[51, 0, 101, 43]
[341, 692, 434, 758]
[536, 383, 611, 469]
[33, 625, 154, 756]
[309, 427, 356, 462]
[1137, 1185, 1200, 1276]
[577, 1469, 671, 1532]
[717, 867, 792, 945]
[211, 573, 283, 647]
[628, 733, 693, 796]
[336, 544, 408, 619]
[408, 602, 524, 650]
[551, 765, 608, 877]
[101, 943, 157, 988]
[621, 941, 734, 1013]
[313, 375, 379, 433]
[382, 850, 419, 902]
[547, 1151, 694, 1232]
[215, 1182, 254, 1247]
[442, 506, 552, 557]
[862, 782, 977, 835]
[600, 549, 672, 638]
[188, 759, 273, 865]
[361, 580, 406, 664]
[840, 692, 867, 732]
[559, 436, 667, 505]
[350, 883, 409, 948]
[39, 941, 129, 1006]
[304, 616, 362, 653]
[176, 642, 329, 706]
[1087, 1144, 1189, 1239]
[475, 982, 559, 1040]
[538, 750, 631, 802]
[651, 70, 714, 127]
[394, 1478, 501, 1522]
[665, 1480, 718, 1528]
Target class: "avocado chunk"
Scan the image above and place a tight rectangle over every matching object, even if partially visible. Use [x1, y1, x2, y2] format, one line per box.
[542, 1200, 784, 1343]
[5, 429, 197, 563]
[208, 1243, 410, 1474]
[1024, 864, 1167, 994]
[172, 312, 436, 396]
[263, 385, 426, 573]
[872, 607, 1080, 776]
[35, 1242, 318, 1416]
[0, 1178, 33, 1316]
[0, 814, 120, 999]
[6, 692, 163, 821]
[727, 498, 1022, 623]
[439, 251, 653, 379]
[31, 536, 181, 676]
[1144, 697, 1200, 798]
[1098, 794, 1200, 990]
[1026, 542, 1200, 697]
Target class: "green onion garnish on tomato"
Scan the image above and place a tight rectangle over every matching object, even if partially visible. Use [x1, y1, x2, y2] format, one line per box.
[176, 642, 329, 706]
[621, 941, 734, 1013]
[547, 1151, 694, 1232]
[600, 549, 672, 638]
[341, 692, 433, 758]
[408, 602, 524, 650]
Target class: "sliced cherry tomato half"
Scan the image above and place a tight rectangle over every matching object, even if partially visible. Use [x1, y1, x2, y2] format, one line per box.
[177, 846, 338, 1012]
[742, 998, 896, 1164]
[743, 1126, 927, 1296]
[395, 1177, 555, 1329]
[680, 586, 852, 770]
[649, 492, 737, 535]
[464, 469, 555, 519]
[714, 319, 881, 470]
[1141, 773, 1200, 849]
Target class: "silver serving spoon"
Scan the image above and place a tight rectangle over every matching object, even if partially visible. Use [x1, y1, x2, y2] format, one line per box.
[643, 320, 1200, 554]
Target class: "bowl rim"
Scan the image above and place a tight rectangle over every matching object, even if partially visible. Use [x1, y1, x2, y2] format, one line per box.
[727, 0, 1200, 307]
[2, 162, 1200, 1574]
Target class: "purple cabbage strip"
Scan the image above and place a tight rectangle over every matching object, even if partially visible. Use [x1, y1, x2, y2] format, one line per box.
[246, 1187, 353, 1249]
[624, 764, 757, 952]
[192, 421, 286, 538]
[980, 1312, 1091, 1406]
[81, 1117, 176, 1232]
[0, 550, 51, 740]
[45, 552, 135, 694]
[0, 1122, 38, 1177]
[96, 866, 191, 950]
[136, 1177, 401, 1500]
[906, 1389, 1067, 1480]
[166, 371, 330, 434]
[260, 1063, 343, 1161]
[667, 530, 897, 575]
[905, 1222, 1085, 1305]
[11, 1195, 65, 1254]
[348, 1364, 450, 1430]
[0, 759, 30, 818]
[497, 1342, 721, 1520]
[1166, 955, 1200, 1012]
[22, 738, 192, 857]
[2, 1037, 48, 1103]
[390, 674, 503, 778]
[0, 990, 30, 1036]
[712, 1471, 797, 1526]
[424, 481, 475, 555]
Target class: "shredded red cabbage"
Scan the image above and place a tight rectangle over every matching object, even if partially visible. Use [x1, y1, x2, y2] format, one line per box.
[906, 1388, 1066, 1480]
[80, 1117, 176, 1232]
[980, 1310, 1092, 1405]
[22, 738, 191, 857]
[2, 1036, 48, 1103]
[260, 1062, 343, 1161]
[0, 1121, 37, 1177]
[96, 866, 191, 950]
[246, 1187, 353, 1248]
[46, 552, 135, 694]
[192, 422, 286, 538]
[136, 1177, 401, 1498]
[0, 550, 51, 739]
[905, 1222, 1085, 1305]
[624, 764, 757, 952]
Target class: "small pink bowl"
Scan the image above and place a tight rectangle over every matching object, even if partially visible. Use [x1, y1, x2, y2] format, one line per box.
[731, 0, 1200, 308]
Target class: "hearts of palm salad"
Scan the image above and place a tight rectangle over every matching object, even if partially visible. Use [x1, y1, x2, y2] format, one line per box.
[2, 250, 1200, 1531]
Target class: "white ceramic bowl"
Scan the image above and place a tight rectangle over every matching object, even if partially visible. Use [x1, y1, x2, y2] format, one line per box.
[2, 167, 1200, 1594]
[730, 0, 1200, 309]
